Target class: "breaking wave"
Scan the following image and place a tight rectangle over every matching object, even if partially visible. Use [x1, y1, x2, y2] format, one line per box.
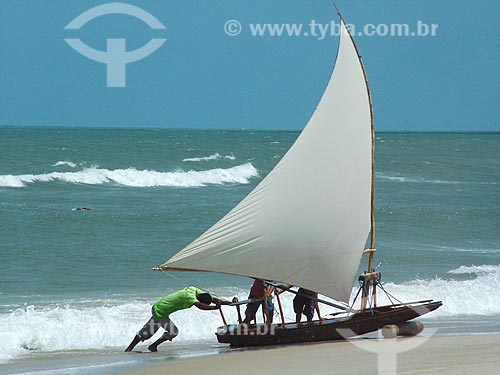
[182, 153, 236, 162]
[373, 264, 500, 318]
[0, 291, 247, 364]
[52, 161, 77, 168]
[0, 163, 258, 188]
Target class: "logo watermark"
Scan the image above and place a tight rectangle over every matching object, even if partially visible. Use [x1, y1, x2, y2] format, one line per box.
[221, 322, 276, 336]
[337, 326, 437, 375]
[64, 2, 166, 88]
[225, 20, 439, 39]
[224, 20, 242, 37]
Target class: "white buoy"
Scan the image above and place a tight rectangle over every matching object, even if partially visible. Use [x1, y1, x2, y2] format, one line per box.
[382, 324, 399, 338]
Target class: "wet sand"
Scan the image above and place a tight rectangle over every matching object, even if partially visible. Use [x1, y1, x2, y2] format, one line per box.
[121, 333, 500, 375]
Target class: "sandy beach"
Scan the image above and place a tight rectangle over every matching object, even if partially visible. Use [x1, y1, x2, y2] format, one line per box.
[121, 333, 500, 375]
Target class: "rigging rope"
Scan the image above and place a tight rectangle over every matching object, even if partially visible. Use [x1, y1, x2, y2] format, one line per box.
[376, 281, 403, 305]
[158, 270, 231, 302]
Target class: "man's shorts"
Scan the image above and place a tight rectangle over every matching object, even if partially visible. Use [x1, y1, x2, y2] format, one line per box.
[293, 294, 314, 320]
[137, 307, 179, 342]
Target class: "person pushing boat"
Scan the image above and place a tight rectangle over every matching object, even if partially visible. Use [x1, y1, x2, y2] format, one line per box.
[243, 279, 275, 324]
[125, 286, 230, 352]
[293, 288, 322, 323]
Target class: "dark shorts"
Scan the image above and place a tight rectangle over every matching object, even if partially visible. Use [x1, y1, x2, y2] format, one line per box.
[293, 294, 314, 320]
[137, 307, 179, 342]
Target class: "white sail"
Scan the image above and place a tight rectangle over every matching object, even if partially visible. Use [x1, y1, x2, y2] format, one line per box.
[159, 19, 373, 304]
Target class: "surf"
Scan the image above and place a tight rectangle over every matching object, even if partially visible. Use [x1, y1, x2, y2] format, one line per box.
[2, 265, 499, 363]
[182, 153, 236, 162]
[0, 163, 258, 188]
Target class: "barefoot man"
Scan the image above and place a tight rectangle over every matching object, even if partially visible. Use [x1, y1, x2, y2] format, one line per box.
[125, 286, 229, 352]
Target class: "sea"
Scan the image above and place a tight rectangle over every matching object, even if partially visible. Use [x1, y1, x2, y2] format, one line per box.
[0, 127, 499, 374]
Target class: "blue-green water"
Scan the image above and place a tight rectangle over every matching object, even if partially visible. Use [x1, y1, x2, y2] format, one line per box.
[0, 127, 499, 371]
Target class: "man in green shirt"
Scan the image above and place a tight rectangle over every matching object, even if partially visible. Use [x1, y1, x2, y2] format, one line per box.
[125, 286, 229, 352]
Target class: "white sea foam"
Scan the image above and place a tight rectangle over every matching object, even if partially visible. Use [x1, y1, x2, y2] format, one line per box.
[433, 246, 500, 255]
[52, 161, 77, 168]
[371, 265, 500, 318]
[376, 172, 499, 185]
[0, 163, 258, 188]
[447, 264, 500, 275]
[182, 153, 236, 162]
[0, 293, 248, 364]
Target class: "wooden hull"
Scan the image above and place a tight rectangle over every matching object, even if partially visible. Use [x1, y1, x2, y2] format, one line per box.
[216, 300, 442, 347]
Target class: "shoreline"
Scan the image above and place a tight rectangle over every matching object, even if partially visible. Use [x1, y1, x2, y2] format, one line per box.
[1, 331, 499, 375]
[120, 333, 500, 375]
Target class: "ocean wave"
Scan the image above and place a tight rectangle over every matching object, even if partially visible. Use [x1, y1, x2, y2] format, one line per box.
[0, 292, 247, 364]
[0, 163, 258, 188]
[182, 153, 236, 162]
[447, 264, 500, 275]
[376, 172, 499, 185]
[372, 265, 500, 318]
[433, 246, 500, 255]
[52, 161, 77, 168]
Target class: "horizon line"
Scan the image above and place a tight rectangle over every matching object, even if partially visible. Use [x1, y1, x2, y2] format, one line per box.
[0, 124, 498, 134]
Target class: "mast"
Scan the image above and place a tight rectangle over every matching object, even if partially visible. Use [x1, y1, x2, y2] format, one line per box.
[333, 3, 377, 311]
[333, 3, 376, 257]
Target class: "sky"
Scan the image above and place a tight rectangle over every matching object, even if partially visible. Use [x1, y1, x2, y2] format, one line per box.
[0, 0, 499, 131]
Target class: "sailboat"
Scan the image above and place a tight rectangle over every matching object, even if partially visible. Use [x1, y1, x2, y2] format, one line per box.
[154, 7, 442, 347]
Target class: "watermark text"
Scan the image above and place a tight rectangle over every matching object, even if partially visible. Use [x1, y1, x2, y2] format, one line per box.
[225, 20, 439, 39]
